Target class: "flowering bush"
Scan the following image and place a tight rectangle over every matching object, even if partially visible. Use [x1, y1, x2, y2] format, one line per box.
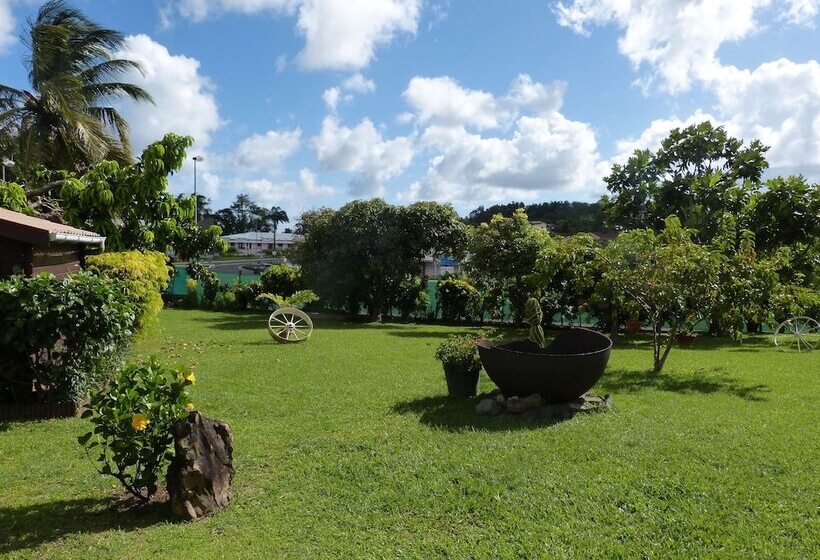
[436, 275, 478, 321]
[78, 357, 195, 501]
[87, 251, 172, 330]
[434, 335, 481, 375]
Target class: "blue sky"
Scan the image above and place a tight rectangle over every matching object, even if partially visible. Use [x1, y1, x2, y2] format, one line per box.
[1, 0, 818, 218]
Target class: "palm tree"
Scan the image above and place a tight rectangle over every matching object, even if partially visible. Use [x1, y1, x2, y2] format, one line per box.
[0, 1, 152, 177]
[269, 206, 289, 253]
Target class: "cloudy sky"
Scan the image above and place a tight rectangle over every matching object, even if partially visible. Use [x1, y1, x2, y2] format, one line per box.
[1, 0, 818, 217]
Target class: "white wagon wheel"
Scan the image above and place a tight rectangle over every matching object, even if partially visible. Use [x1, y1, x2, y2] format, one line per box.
[268, 307, 313, 343]
[774, 316, 819, 352]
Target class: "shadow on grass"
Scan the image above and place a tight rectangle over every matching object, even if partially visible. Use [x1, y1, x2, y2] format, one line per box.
[0, 496, 169, 554]
[612, 334, 775, 352]
[598, 367, 770, 401]
[390, 394, 573, 433]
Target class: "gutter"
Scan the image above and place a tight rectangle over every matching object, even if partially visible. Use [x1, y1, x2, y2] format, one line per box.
[49, 232, 106, 251]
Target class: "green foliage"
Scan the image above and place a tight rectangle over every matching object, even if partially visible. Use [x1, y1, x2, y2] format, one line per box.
[173, 221, 228, 261]
[770, 284, 820, 324]
[0, 272, 136, 404]
[296, 199, 466, 319]
[185, 278, 199, 308]
[78, 357, 194, 501]
[0, 182, 34, 214]
[0, 0, 153, 174]
[709, 214, 790, 337]
[257, 289, 319, 310]
[467, 208, 552, 321]
[86, 251, 171, 330]
[602, 121, 768, 241]
[597, 216, 718, 371]
[436, 276, 478, 321]
[260, 264, 302, 297]
[532, 232, 598, 322]
[466, 200, 606, 233]
[186, 260, 220, 306]
[434, 335, 481, 374]
[524, 297, 545, 348]
[393, 275, 429, 321]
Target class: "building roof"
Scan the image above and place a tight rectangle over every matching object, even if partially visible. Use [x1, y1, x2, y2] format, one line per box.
[0, 208, 106, 247]
[221, 231, 303, 243]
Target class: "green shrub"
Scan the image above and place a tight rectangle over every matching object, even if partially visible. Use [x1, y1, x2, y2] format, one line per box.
[186, 260, 220, 306]
[0, 182, 34, 214]
[78, 357, 195, 502]
[434, 335, 481, 374]
[260, 264, 302, 297]
[233, 281, 261, 310]
[185, 277, 199, 307]
[257, 289, 319, 309]
[87, 250, 171, 329]
[394, 275, 429, 321]
[0, 272, 137, 404]
[436, 275, 478, 321]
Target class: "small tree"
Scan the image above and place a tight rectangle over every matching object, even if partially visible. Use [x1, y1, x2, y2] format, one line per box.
[467, 209, 552, 322]
[598, 216, 717, 372]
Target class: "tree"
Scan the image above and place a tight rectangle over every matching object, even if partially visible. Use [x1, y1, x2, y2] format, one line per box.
[295, 199, 466, 320]
[466, 208, 552, 322]
[597, 216, 717, 372]
[268, 206, 289, 252]
[532, 233, 598, 325]
[602, 121, 768, 242]
[0, 1, 153, 176]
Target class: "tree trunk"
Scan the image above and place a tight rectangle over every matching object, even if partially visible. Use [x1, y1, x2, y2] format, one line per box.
[609, 305, 619, 342]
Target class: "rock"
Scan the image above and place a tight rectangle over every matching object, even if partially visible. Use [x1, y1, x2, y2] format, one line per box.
[167, 411, 235, 520]
[475, 398, 502, 415]
[504, 394, 543, 414]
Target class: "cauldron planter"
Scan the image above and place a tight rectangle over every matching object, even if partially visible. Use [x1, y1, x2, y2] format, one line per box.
[476, 328, 612, 403]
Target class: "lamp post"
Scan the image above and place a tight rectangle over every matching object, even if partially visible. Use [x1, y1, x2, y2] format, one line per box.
[192, 155, 204, 224]
[1, 158, 14, 182]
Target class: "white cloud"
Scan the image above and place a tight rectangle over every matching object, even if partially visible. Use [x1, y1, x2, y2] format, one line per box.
[115, 34, 222, 152]
[400, 74, 606, 204]
[611, 110, 719, 164]
[342, 72, 376, 93]
[312, 115, 414, 195]
[170, 0, 421, 71]
[241, 168, 333, 207]
[234, 128, 302, 170]
[322, 86, 340, 111]
[553, 0, 818, 94]
[275, 54, 288, 73]
[403, 76, 505, 129]
[0, 0, 17, 55]
[561, 2, 820, 180]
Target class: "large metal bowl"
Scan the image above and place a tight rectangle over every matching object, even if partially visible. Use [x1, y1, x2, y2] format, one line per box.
[477, 328, 612, 403]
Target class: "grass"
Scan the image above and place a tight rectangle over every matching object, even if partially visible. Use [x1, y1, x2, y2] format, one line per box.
[1, 309, 818, 559]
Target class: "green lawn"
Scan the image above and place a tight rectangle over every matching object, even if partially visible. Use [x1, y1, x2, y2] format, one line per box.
[1, 310, 818, 559]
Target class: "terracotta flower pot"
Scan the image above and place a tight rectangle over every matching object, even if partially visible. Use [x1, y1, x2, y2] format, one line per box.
[626, 318, 642, 334]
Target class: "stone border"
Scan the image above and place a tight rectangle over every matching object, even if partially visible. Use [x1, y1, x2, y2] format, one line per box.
[476, 392, 612, 421]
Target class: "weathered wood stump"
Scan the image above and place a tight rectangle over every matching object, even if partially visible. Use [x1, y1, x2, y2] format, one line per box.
[167, 411, 234, 520]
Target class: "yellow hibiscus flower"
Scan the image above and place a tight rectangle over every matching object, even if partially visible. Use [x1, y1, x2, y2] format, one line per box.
[186, 403, 195, 411]
[184, 372, 196, 384]
[131, 413, 150, 431]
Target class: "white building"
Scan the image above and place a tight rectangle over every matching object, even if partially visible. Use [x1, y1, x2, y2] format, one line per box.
[222, 231, 303, 255]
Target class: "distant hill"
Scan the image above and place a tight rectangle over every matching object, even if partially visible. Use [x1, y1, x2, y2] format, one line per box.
[464, 201, 608, 234]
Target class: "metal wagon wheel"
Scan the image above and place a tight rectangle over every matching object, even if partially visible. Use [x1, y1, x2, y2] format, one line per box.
[268, 307, 313, 343]
[774, 316, 819, 352]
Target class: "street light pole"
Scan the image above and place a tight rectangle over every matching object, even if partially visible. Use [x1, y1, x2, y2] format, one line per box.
[192, 155, 204, 224]
[2, 158, 15, 183]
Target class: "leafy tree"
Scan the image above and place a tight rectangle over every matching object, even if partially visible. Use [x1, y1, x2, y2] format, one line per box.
[436, 275, 477, 321]
[602, 121, 768, 241]
[597, 216, 717, 372]
[532, 233, 598, 324]
[391, 275, 429, 321]
[466, 200, 605, 233]
[268, 206, 289, 250]
[296, 199, 466, 320]
[709, 214, 790, 337]
[466, 208, 552, 322]
[0, 1, 153, 176]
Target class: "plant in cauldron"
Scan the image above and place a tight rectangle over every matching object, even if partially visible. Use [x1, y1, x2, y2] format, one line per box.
[476, 296, 613, 403]
[435, 335, 482, 398]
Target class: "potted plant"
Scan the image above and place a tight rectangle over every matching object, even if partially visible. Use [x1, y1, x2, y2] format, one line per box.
[435, 335, 482, 398]
[624, 302, 643, 334]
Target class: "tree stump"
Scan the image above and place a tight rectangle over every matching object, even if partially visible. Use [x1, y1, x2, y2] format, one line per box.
[167, 411, 234, 520]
